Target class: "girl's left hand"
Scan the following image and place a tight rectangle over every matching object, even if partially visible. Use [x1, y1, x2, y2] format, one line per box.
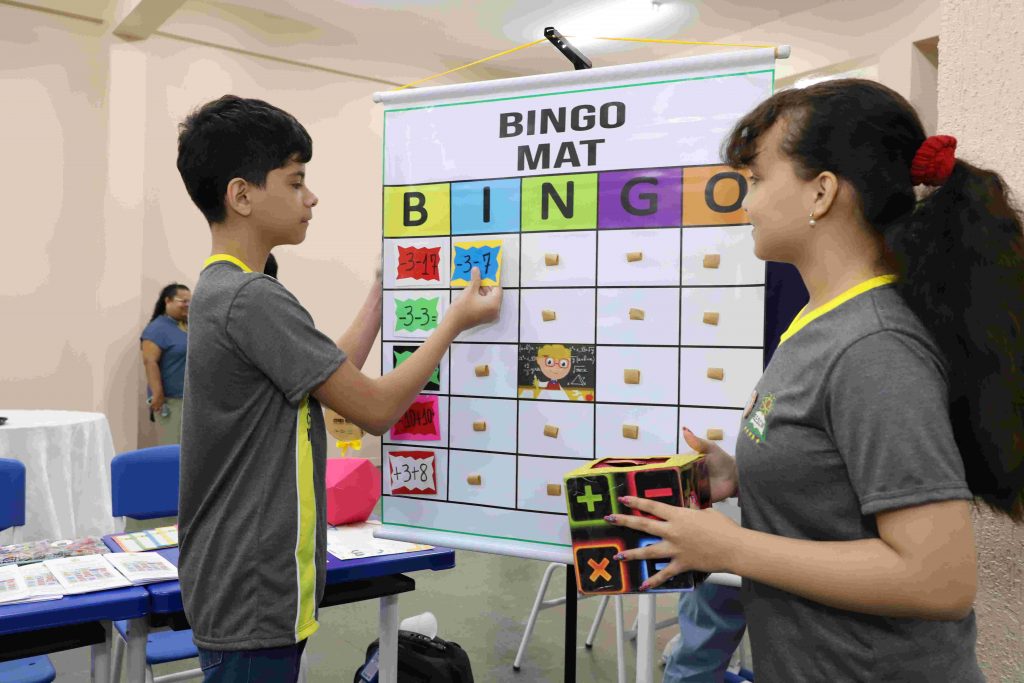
[608, 496, 742, 590]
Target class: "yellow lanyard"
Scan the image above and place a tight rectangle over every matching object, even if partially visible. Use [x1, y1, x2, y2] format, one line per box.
[203, 253, 253, 273]
[779, 274, 897, 346]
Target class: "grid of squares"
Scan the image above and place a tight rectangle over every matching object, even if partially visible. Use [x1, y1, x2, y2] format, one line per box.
[381, 163, 764, 519]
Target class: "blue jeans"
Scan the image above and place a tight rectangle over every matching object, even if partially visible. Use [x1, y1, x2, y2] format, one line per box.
[197, 640, 306, 682]
[663, 582, 746, 683]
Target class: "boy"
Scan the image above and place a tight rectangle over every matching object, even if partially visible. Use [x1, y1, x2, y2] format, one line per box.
[175, 95, 501, 681]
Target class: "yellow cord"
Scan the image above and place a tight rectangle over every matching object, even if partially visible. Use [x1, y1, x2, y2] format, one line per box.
[392, 35, 778, 92]
[394, 38, 548, 91]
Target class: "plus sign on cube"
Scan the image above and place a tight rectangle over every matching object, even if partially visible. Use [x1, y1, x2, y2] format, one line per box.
[566, 474, 615, 523]
[562, 454, 710, 595]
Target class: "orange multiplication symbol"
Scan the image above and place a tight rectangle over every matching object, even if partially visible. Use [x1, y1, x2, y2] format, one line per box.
[588, 557, 612, 582]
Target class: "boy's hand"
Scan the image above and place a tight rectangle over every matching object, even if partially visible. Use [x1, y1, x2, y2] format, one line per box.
[448, 267, 502, 331]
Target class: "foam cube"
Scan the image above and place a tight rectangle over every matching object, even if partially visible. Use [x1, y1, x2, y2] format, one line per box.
[563, 454, 711, 595]
[326, 457, 381, 525]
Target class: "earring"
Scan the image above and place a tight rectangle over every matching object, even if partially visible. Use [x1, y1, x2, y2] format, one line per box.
[808, 211, 817, 227]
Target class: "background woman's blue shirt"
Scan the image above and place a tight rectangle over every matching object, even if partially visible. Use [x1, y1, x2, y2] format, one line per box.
[141, 315, 188, 398]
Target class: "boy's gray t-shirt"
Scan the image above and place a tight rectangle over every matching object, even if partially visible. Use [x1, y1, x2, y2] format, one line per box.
[179, 260, 346, 651]
[735, 284, 982, 682]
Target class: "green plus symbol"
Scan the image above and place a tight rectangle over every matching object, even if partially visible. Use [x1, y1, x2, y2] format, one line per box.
[576, 485, 604, 513]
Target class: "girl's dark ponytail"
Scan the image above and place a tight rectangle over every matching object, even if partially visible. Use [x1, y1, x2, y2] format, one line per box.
[890, 160, 1024, 519]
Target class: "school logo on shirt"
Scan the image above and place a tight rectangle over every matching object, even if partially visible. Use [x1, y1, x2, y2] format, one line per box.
[743, 392, 775, 444]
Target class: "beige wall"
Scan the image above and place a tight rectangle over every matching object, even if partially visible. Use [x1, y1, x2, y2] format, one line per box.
[0, 4, 383, 459]
[939, 1, 1024, 680]
[0, 13, 131, 439]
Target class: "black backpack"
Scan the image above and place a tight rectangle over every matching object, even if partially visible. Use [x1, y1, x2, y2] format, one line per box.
[354, 630, 474, 683]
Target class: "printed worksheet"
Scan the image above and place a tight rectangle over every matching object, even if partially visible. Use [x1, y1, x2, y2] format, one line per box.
[19, 563, 64, 602]
[0, 564, 31, 605]
[327, 521, 432, 561]
[105, 552, 178, 585]
[44, 555, 131, 594]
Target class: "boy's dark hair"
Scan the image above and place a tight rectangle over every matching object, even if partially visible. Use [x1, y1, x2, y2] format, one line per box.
[176, 95, 312, 224]
[725, 78, 1024, 519]
[264, 252, 279, 279]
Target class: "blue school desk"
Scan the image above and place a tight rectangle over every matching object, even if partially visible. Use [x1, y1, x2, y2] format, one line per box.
[0, 583, 150, 681]
[102, 536, 456, 683]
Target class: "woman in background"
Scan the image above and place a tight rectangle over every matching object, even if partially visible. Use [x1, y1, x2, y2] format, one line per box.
[141, 283, 190, 445]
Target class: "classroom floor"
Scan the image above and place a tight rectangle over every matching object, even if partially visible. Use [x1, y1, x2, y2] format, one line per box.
[48, 548, 683, 682]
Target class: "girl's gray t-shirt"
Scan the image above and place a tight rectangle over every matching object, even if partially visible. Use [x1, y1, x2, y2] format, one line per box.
[736, 284, 982, 682]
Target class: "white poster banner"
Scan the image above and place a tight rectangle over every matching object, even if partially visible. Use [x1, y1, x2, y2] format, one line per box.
[377, 48, 775, 558]
[384, 67, 773, 185]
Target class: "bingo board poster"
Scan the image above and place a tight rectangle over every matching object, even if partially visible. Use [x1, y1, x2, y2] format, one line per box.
[377, 49, 784, 553]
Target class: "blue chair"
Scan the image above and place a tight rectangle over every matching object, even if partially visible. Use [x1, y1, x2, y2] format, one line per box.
[109, 445, 202, 683]
[0, 458, 57, 683]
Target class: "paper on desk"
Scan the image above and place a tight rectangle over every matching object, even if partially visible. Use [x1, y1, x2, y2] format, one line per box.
[105, 552, 178, 585]
[0, 564, 31, 604]
[327, 521, 432, 561]
[110, 526, 178, 553]
[19, 562, 64, 602]
[44, 555, 131, 594]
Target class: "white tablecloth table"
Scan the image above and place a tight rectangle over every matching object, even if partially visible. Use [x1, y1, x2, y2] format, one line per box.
[0, 410, 117, 542]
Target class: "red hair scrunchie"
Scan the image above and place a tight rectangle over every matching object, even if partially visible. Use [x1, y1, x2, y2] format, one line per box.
[910, 134, 957, 186]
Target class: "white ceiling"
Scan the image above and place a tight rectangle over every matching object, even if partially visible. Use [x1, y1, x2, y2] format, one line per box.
[9, 0, 834, 86]
[161, 0, 832, 84]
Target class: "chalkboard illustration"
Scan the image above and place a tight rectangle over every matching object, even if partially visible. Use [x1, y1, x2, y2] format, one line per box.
[517, 343, 595, 401]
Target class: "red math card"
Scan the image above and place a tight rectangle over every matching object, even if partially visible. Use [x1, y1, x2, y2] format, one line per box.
[390, 395, 441, 441]
[388, 450, 438, 495]
[396, 245, 441, 282]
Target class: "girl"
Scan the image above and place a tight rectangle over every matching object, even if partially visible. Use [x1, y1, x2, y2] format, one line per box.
[610, 79, 1023, 680]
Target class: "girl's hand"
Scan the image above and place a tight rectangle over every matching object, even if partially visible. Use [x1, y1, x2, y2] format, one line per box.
[607, 496, 742, 590]
[682, 426, 739, 503]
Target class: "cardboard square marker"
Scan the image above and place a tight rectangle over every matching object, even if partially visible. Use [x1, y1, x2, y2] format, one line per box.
[623, 368, 641, 384]
[702, 312, 720, 326]
[706, 367, 725, 381]
[626, 251, 643, 262]
[542, 309, 557, 322]
[702, 253, 721, 269]
[545, 253, 560, 266]
[474, 364, 490, 377]
[473, 421, 487, 432]
[629, 308, 645, 321]
[706, 428, 724, 441]
[622, 424, 639, 439]
[543, 424, 559, 438]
